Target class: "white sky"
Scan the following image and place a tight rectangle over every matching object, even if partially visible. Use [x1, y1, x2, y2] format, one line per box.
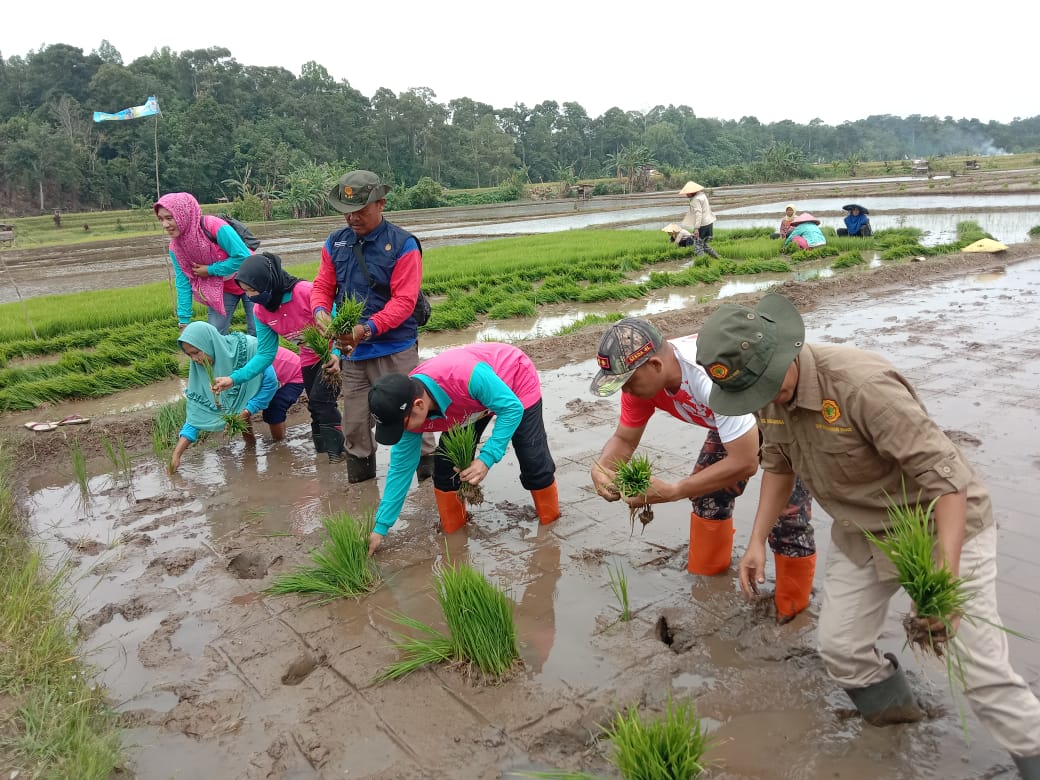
[3, 0, 1033, 126]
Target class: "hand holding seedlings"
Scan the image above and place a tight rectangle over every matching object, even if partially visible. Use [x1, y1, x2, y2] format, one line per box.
[212, 375, 233, 393]
[611, 452, 654, 535]
[456, 459, 489, 486]
[592, 460, 621, 501]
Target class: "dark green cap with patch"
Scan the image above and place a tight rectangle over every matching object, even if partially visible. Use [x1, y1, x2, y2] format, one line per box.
[327, 170, 391, 214]
[695, 293, 805, 415]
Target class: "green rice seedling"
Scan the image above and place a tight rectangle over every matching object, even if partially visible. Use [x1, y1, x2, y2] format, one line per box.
[603, 695, 711, 780]
[100, 434, 133, 488]
[607, 560, 631, 622]
[379, 557, 520, 682]
[221, 411, 251, 438]
[299, 324, 341, 394]
[440, 423, 484, 506]
[151, 397, 186, 464]
[611, 452, 654, 535]
[265, 511, 380, 603]
[864, 494, 973, 660]
[330, 295, 366, 336]
[69, 439, 89, 498]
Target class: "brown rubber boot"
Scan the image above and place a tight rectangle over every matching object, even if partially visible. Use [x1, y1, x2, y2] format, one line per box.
[415, 454, 434, 482]
[346, 454, 375, 482]
[773, 552, 816, 620]
[687, 514, 734, 575]
[434, 488, 467, 534]
[530, 481, 560, 525]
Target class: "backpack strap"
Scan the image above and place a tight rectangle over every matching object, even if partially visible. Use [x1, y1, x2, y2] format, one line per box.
[199, 214, 226, 245]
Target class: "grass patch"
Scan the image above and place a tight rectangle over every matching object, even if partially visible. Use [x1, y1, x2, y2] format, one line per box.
[379, 557, 519, 682]
[0, 440, 125, 777]
[265, 512, 380, 603]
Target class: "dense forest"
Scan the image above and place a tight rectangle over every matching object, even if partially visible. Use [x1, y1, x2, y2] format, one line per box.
[2, 41, 1040, 217]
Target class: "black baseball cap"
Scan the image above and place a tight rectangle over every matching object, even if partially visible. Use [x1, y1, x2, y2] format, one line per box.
[369, 373, 421, 445]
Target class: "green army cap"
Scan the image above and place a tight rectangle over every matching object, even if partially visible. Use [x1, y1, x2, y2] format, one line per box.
[327, 170, 392, 214]
[695, 293, 805, 415]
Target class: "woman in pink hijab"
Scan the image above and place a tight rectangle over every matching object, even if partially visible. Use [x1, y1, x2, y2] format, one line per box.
[155, 192, 256, 335]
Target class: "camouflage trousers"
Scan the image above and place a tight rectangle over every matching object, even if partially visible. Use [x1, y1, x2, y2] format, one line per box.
[691, 430, 815, 558]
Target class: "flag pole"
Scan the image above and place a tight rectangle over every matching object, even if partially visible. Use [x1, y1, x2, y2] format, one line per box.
[154, 113, 160, 201]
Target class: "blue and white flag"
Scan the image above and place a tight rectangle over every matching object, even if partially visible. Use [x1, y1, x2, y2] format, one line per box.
[92, 96, 161, 123]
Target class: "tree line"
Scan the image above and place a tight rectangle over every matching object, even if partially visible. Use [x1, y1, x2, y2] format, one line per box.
[2, 41, 1040, 217]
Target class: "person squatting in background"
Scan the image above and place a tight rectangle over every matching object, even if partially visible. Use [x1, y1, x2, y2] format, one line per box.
[366, 342, 560, 555]
[214, 251, 346, 461]
[155, 192, 257, 336]
[589, 317, 816, 620]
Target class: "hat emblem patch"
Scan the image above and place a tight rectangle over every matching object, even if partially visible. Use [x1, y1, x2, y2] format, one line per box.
[343, 186, 353, 198]
[708, 363, 730, 380]
[821, 399, 841, 424]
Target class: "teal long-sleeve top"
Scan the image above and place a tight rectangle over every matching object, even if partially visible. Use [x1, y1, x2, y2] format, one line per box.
[177, 364, 278, 442]
[171, 223, 252, 325]
[373, 363, 524, 536]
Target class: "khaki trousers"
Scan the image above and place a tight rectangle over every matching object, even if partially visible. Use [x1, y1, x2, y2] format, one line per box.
[818, 524, 1040, 756]
[341, 346, 435, 459]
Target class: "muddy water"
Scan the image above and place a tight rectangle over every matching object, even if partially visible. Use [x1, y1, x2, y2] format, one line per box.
[17, 259, 1040, 778]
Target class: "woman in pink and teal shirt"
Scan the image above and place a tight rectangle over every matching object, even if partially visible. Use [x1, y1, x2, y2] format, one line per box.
[366, 343, 559, 554]
[154, 192, 256, 336]
[211, 252, 345, 460]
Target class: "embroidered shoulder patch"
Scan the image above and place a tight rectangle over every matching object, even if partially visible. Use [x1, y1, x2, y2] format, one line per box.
[821, 399, 841, 424]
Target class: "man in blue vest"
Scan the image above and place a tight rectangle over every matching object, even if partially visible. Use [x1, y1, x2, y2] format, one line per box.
[311, 170, 435, 483]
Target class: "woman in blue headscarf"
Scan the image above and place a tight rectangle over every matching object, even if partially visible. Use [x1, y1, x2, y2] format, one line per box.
[170, 321, 279, 472]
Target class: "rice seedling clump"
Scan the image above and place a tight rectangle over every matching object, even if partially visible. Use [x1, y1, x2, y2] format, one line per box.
[603, 695, 711, 780]
[265, 512, 380, 603]
[440, 423, 484, 506]
[379, 558, 519, 682]
[299, 324, 341, 394]
[864, 495, 971, 659]
[611, 452, 654, 534]
[329, 296, 366, 336]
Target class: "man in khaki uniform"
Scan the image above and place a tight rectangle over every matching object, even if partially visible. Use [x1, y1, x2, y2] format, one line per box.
[696, 293, 1040, 778]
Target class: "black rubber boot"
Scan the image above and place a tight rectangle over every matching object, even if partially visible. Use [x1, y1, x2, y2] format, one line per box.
[1014, 754, 1040, 780]
[845, 653, 925, 726]
[320, 426, 345, 464]
[416, 454, 434, 482]
[346, 454, 376, 483]
[311, 425, 326, 454]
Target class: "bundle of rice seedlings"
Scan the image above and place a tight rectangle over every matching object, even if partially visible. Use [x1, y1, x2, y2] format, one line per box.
[69, 439, 89, 498]
[265, 512, 380, 603]
[440, 423, 484, 506]
[201, 357, 221, 408]
[379, 558, 519, 682]
[299, 324, 341, 394]
[611, 452, 654, 535]
[864, 494, 973, 660]
[603, 695, 711, 780]
[221, 411, 251, 438]
[329, 296, 366, 336]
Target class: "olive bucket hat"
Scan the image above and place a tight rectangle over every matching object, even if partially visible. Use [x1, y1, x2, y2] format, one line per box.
[695, 293, 805, 415]
[327, 170, 392, 213]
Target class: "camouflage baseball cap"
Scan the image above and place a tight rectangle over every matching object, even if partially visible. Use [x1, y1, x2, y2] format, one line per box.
[327, 170, 392, 214]
[589, 318, 664, 397]
[695, 293, 805, 415]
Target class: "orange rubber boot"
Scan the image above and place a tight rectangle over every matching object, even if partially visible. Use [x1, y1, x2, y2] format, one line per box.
[530, 481, 560, 525]
[773, 552, 816, 619]
[687, 514, 734, 575]
[434, 488, 467, 534]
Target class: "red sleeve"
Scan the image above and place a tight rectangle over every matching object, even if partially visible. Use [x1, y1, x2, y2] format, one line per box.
[311, 245, 337, 315]
[619, 392, 656, 428]
[369, 245, 421, 334]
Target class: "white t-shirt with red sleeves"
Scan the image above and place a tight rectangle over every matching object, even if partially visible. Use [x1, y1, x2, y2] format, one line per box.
[619, 334, 757, 444]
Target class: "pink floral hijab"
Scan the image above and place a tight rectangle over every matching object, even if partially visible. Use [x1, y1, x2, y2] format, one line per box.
[154, 192, 227, 315]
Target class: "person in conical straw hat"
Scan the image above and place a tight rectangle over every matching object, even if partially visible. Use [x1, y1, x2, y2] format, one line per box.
[678, 181, 719, 258]
[696, 293, 1040, 774]
[662, 223, 695, 247]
